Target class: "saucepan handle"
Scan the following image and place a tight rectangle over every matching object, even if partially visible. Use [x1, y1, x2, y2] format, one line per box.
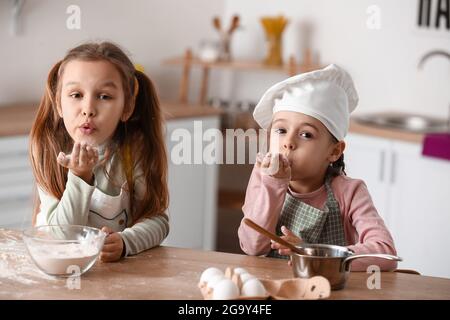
[342, 254, 402, 270]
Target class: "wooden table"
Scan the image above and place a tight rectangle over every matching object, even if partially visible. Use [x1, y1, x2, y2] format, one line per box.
[1, 229, 449, 300]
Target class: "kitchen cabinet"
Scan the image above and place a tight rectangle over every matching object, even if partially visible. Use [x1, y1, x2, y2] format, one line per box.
[345, 133, 450, 278]
[162, 116, 220, 251]
[0, 135, 34, 229]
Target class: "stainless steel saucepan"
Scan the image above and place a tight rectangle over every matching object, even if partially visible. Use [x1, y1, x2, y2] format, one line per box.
[291, 243, 402, 290]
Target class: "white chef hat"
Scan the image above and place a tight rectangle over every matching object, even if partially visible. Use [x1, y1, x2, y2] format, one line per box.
[253, 64, 359, 141]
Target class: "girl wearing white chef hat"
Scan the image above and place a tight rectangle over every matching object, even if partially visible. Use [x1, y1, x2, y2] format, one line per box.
[238, 64, 398, 271]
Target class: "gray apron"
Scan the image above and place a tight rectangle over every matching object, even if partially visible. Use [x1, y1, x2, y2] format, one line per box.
[270, 176, 346, 259]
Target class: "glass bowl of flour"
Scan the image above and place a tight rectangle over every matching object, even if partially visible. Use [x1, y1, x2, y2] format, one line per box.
[23, 225, 107, 277]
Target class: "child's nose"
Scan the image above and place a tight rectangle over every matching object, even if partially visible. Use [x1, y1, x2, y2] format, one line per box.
[82, 105, 96, 117]
[81, 96, 97, 117]
[283, 142, 295, 150]
[82, 110, 95, 117]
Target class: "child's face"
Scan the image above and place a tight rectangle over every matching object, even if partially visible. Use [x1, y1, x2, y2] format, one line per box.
[58, 59, 126, 146]
[270, 111, 344, 181]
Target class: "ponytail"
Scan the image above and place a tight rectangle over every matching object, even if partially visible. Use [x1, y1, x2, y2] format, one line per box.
[119, 70, 169, 221]
[326, 135, 346, 177]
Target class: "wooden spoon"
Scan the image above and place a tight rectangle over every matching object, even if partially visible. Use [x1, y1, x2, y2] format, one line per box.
[243, 218, 303, 255]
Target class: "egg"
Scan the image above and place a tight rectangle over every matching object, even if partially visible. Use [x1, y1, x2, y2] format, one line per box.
[206, 274, 226, 290]
[200, 267, 224, 285]
[239, 273, 256, 287]
[233, 267, 249, 275]
[212, 279, 240, 300]
[241, 278, 267, 297]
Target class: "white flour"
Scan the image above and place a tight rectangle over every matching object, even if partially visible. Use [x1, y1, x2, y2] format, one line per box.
[31, 243, 98, 275]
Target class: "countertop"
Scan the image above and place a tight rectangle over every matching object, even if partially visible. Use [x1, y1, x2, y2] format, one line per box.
[349, 118, 424, 144]
[1, 229, 449, 300]
[0, 102, 223, 137]
[0, 102, 425, 143]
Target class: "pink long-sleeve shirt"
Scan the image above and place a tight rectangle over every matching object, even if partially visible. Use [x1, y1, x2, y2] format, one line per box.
[238, 166, 398, 271]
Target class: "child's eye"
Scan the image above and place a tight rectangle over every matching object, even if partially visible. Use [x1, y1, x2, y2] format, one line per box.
[300, 132, 313, 139]
[98, 94, 111, 100]
[69, 92, 81, 99]
[274, 128, 286, 134]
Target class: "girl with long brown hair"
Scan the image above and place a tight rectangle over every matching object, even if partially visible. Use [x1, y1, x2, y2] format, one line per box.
[30, 41, 169, 262]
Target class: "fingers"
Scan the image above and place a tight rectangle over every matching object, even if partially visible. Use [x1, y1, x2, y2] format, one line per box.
[281, 226, 302, 243]
[62, 142, 101, 168]
[79, 143, 87, 166]
[258, 152, 291, 178]
[261, 152, 271, 168]
[270, 226, 302, 256]
[102, 242, 121, 253]
[274, 154, 291, 178]
[100, 251, 120, 262]
[104, 232, 120, 245]
[100, 230, 123, 262]
[281, 225, 299, 240]
[77, 143, 96, 166]
[102, 226, 114, 236]
[271, 240, 290, 250]
[260, 152, 281, 176]
[278, 248, 293, 255]
[255, 152, 264, 168]
[71, 142, 81, 165]
[86, 145, 98, 166]
[56, 152, 70, 167]
[270, 239, 293, 256]
[280, 154, 290, 170]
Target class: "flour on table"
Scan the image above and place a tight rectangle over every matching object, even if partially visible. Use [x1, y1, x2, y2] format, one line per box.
[0, 229, 57, 285]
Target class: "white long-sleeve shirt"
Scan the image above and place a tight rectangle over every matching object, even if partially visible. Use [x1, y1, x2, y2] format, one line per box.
[35, 151, 169, 257]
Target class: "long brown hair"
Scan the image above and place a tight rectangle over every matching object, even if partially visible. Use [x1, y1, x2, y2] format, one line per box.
[30, 41, 169, 224]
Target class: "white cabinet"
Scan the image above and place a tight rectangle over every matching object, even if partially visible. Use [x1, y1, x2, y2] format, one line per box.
[345, 133, 450, 278]
[162, 116, 220, 251]
[0, 135, 33, 229]
[344, 134, 391, 222]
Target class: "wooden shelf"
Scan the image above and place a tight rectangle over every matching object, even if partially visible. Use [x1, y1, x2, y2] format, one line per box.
[162, 49, 323, 106]
[163, 56, 322, 74]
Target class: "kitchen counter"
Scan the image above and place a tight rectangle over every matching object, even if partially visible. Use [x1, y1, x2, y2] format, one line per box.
[0, 102, 223, 137]
[349, 118, 424, 144]
[0, 102, 426, 143]
[1, 229, 449, 300]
